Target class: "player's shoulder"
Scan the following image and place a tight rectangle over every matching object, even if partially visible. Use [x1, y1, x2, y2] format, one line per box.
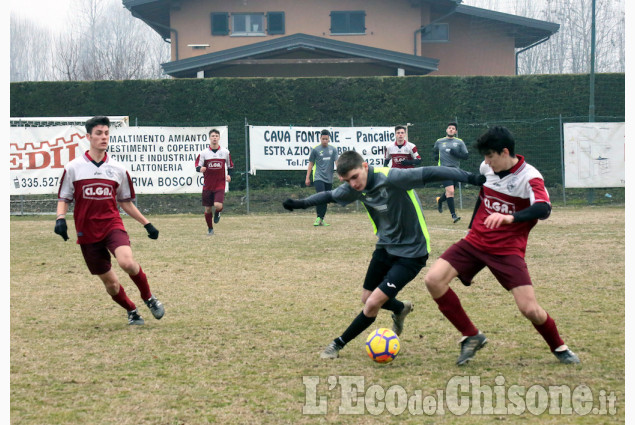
[518, 160, 544, 180]
[435, 137, 445, 142]
[454, 137, 465, 142]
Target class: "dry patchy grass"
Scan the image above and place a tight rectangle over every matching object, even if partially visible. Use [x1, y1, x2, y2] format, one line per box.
[10, 206, 624, 424]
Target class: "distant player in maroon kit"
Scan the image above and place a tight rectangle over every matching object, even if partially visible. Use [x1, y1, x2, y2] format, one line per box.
[424, 126, 580, 365]
[383, 125, 421, 168]
[195, 128, 234, 235]
[55, 116, 164, 326]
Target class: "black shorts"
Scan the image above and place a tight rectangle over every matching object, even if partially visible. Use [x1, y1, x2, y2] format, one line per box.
[362, 248, 428, 298]
[442, 180, 457, 188]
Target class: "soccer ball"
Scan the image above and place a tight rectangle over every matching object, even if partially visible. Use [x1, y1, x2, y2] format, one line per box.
[365, 328, 400, 363]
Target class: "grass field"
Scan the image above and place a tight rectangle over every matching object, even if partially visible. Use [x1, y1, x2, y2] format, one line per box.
[10, 206, 624, 424]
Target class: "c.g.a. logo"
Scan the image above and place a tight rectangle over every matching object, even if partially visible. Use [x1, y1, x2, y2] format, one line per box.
[83, 183, 114, 200]
[483, 196, 515, 215]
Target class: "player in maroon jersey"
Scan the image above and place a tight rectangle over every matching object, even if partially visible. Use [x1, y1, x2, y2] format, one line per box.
[55, 116, 164, 326]
[424, 126, 579, 365]
[195, 129, 234, 235]
[383, 125, 422, 169]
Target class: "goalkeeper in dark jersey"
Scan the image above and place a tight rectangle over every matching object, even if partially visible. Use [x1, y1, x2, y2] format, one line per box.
[283, 150, 485, 359]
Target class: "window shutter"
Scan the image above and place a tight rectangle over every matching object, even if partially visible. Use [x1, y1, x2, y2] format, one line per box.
[267, 12, 285, 35]
[211, 12, 229, 35]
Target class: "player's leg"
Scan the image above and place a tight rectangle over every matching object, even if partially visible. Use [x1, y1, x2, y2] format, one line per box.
[202, 190, 214, 234]
[320, 183, 333, 225]
[313, 180, 326, 225]
[97, 269, 144, 325]
[445, 184, 460, 222]
[213, 190, 226, 224]
[425, 241, 486, 365]
[509, 282, 579, 364]
[321, 252, 422, 358]
[111, 232, 164, 320]
[81, 241, 141, 324]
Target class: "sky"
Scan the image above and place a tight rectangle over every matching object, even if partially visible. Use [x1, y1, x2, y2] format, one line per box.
[10, 0, 78, 32]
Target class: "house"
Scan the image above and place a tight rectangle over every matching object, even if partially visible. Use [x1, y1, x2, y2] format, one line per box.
[123, 0, 559, 78]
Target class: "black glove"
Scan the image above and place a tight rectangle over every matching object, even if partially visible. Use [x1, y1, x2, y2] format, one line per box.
[196, 166, 201, 172]
[144, 223, 159, 239]
[467, 173, 486, 186]
[282, 199, 306, 211]
[54, 218, 69, 241]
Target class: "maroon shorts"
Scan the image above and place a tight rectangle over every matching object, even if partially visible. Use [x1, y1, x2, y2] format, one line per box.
[440, 239, 532, 290]
[80, 229, 131, 275]
[202, 190, 225, 207]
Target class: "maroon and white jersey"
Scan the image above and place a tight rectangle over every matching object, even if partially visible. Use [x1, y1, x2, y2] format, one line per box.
[465, 155, 550, 258]
[58, 151, 134, 244]
[195, 146, 233, 191]
[384, 141, 421, 169]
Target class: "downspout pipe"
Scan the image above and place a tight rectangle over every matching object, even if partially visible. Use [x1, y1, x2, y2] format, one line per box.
[515, 36, 550, 75]
[414, 3, 460, 56]
[130, 10, 179, 61]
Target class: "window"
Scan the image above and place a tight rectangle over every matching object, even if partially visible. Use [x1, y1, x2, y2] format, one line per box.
[421, 23, 449, 42]
[330, 11, 366, 35]
[232, 13, 265, 35]
[267, 12, 285, 35]
[211, 13, 229, 35]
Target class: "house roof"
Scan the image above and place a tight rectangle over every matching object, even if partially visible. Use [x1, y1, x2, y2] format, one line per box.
[453, 4, 559, 48]
[162, 33, 440, 77]
[123, 0, 558, 48]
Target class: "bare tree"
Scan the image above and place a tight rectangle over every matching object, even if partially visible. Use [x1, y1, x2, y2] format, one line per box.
[462, 0, 625, 74]
[10, 13, 55, 82]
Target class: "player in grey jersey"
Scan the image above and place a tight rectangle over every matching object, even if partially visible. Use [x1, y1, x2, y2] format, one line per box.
[283, 151, 485, 359]
[432, 122, 468, 223]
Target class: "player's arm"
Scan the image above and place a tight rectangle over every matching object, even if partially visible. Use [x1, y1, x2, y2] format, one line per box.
[431, 143, 440, 164]
[453, 140, 469, 160]
[283, 191, 334, 211]
[484, 203, 551, 229]
[401, 159, 422, 166]
[226, 153, 234, 182]
[119, 201, 159, 239]
[305, 161, 314, 186]
[418, 166, 485, 187]
[54, 200, 70, 241]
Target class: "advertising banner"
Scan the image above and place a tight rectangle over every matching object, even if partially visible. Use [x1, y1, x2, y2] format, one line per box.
[248, 126, 397, 173]
[10, 126, 228, 195]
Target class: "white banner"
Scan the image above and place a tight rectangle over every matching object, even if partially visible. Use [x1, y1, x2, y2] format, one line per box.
[248, 126, 397, 173]
[563, 122, 625, 188]
[10, 126, 228, 195]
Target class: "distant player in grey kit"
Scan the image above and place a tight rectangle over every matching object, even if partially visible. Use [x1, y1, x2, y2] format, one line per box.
[433, 122, 468, 223]
[284, 150, 485, 359]
[305, 129, 339, 226]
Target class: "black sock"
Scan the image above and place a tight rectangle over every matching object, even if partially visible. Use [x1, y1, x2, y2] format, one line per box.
[439, 193, 447, 203]
[381, 298, 404, 314]
[337, 311, 376, 347]
[447, 197, 456, 215]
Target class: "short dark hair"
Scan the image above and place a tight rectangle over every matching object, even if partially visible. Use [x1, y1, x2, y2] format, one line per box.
[209, 128, 220, 137]
[395, 125, 407, 132]
[448, 122, 458, 131]
[475, 126, 516, 157]
[320, 129, 330, 137]
[85, 116, 110, 134]
[336, 150, 364, 176]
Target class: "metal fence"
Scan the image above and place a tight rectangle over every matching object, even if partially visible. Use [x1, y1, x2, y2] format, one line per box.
[10, 114, 625, 216]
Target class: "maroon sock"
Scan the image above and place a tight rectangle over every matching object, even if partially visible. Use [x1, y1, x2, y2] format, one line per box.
[434, 288, 479, 337]
[130, 266, 151, 301]
[532, 314, 565, 351]
[205, 213, 214, 228]
[111, 285, 136, 311]
[215, 206, 223, 213]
